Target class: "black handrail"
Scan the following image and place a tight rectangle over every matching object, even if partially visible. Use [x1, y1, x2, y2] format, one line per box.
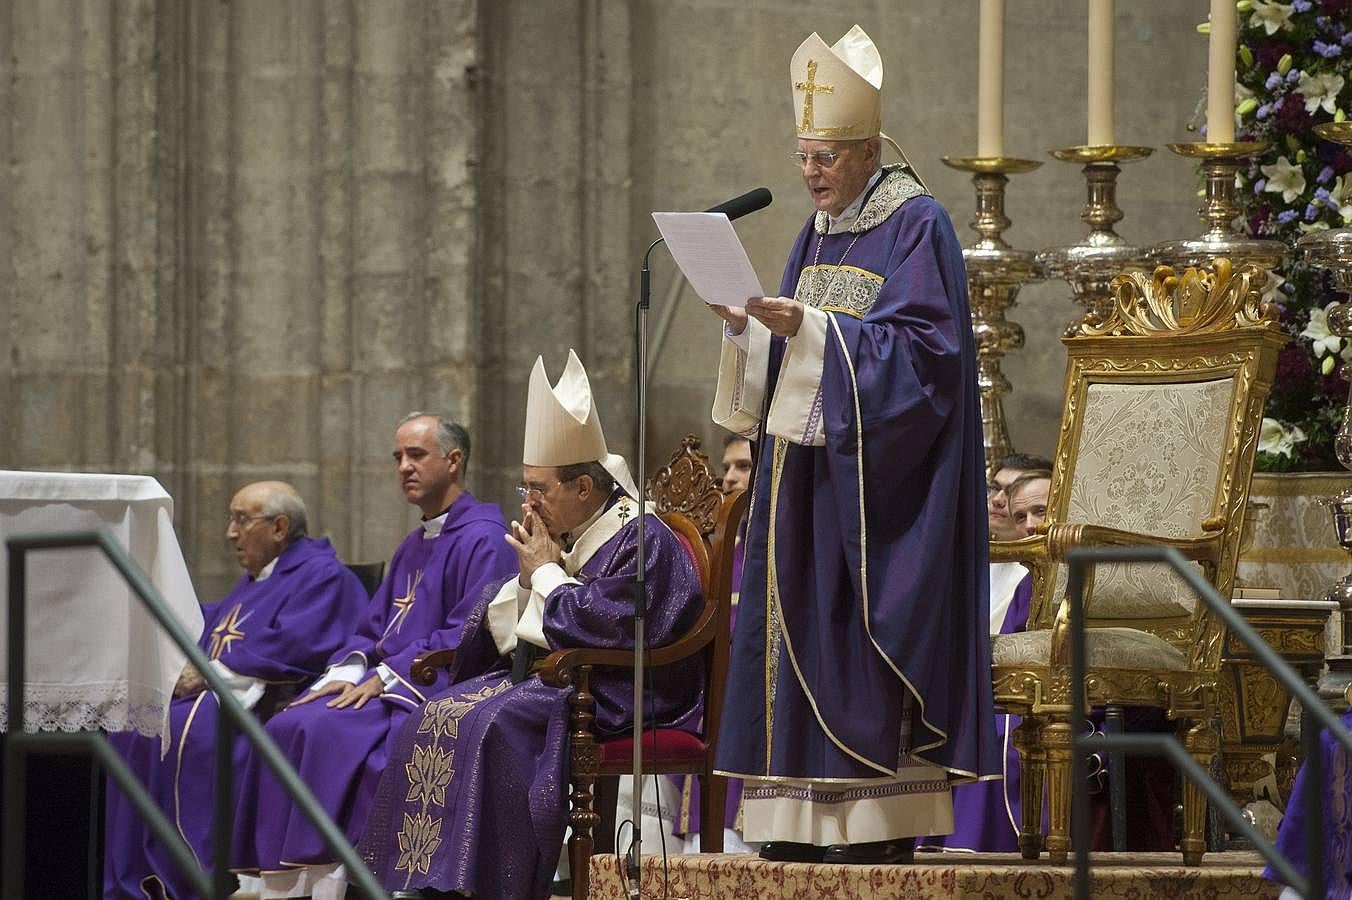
[3, 529, 391, 900]
[1064, 544, 1349, 900]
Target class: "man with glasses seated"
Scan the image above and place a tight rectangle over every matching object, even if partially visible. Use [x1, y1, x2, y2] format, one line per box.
[707, 24, 998, 865]
[104, 481, 369, 900]
[231, 414, 516, 900]
[356, 349, 704, 900]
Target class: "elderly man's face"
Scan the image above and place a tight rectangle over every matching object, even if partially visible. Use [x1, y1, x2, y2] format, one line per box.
[988, 467, 1032, 541]
[1009, 478, 1051, 538]
[393, 418, 459, 517]
[721, 438, 753, 495]
[520, 465, 594, 541]
[798, 138, 878, 218]
[225, 484, 288, 577]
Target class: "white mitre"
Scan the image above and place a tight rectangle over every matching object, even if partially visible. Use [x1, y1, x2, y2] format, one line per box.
[790, 24, 882, 141]
[522, 349, 638, 497]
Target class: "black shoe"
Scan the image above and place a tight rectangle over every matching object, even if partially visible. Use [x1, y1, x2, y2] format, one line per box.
[758, 841, 826, 862]
[821, 837, 916, 865]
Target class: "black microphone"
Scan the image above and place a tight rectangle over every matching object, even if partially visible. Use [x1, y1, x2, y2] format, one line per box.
[704, 187, 773, 221]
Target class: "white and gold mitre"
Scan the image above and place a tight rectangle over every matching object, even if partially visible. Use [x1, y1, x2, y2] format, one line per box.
[522, 349, 640, 496]
[790, 24, 882, 141]
[523, 349, 608, 467]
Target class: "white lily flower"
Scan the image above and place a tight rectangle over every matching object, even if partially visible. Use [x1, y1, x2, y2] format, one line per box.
[1331, 175, 1352, 224]
[1298, 71, 1346, 115]
[1259, 417, 1307, 458]
[1249, 0, 1294, 35]
[1301, 303, 1344, 358]
[1261, 155, 1307, 203]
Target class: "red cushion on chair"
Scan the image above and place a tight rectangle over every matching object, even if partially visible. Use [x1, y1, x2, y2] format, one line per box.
[598, 729, 707, 767]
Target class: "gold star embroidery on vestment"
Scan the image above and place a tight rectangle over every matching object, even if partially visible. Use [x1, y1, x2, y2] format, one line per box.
[387, 569, 423, 635]
[208, 603, 247, 661]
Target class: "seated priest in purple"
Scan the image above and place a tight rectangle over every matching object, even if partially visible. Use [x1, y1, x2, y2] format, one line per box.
[356, 349, 704, 900]
[1264, 709, 1352, 900]
[668, 432, 756, 853]
[919, 468, 1047, 853]
[707, 24, 999, 865]
[103, 481, 368, 900]
[229, 414, 516, 899]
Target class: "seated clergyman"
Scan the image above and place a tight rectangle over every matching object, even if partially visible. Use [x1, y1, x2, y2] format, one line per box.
[356, 350, 705, 900]
[104, 481, 369, 900]
[229, 415, 516, 899]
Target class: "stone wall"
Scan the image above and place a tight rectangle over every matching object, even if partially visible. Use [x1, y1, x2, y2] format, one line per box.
[1, 0, 1219, 598]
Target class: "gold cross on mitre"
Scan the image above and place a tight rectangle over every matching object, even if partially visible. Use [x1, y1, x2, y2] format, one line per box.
[795, 60, 834, 133]
[208, 603, 247, 660]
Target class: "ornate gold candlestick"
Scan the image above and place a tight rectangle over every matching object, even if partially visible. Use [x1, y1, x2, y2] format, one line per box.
[941, 155, 1042, 477]
[1037, 145, 1153, 334]
[1302, 123, 1352, 710]
[1150, 141, 1288, 272]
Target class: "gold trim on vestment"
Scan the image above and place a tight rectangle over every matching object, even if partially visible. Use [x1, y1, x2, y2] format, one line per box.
[763, 438, 787, 775]
[173, 692, 210, 870]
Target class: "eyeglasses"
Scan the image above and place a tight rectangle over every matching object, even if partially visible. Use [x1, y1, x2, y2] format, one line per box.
[226, 512, 275, 530]
[515, 480, 564, 501]
[987, 482, 1014, 497]
[789, 149, 846, 169]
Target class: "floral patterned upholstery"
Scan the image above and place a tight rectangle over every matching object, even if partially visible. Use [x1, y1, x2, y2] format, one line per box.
[1056, 378, 1234, 621]
[992, 627, 1189, 672]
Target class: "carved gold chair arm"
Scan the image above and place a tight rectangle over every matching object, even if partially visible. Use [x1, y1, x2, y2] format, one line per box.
[1043, 522, 1223, 565]
[989, 533, 1050, 565]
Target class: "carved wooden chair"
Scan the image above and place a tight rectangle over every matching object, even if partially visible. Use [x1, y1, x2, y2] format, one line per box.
[989, 260, 1286, 866]
[411, 436, 746, 899]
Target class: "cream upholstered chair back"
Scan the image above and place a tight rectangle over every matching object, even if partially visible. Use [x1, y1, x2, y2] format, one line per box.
[1029, 260, 1287, 669]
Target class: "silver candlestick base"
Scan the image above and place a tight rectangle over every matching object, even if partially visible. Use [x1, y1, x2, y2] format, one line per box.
[1150, 141, 1288, 273]
[1038, 144, 1154, 335]
[940, 155, 1042, 477]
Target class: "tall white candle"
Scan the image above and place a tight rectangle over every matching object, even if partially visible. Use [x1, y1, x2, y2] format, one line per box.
[1087, 0, 1114, 145]
[1207, 0, 1237, 143]
[977, 0, 1005, 158]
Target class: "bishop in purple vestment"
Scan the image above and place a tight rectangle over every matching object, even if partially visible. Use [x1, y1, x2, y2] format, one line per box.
[357, 351, 704, 900]
[228, 416, 516, 896]
[708, 25, 998, 862]
[104, 481, 368, 900]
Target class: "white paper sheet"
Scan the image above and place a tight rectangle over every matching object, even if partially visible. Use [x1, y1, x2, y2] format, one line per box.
[652, 212, 764, 308]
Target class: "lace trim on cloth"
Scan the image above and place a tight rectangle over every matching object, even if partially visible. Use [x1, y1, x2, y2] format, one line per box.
[794, 264, 883, 319]
[0, 682, 166, 736]
[813, 165, 929, 236]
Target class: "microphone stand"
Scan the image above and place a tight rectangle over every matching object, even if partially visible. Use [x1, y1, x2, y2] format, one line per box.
[626, 236, 664, 896]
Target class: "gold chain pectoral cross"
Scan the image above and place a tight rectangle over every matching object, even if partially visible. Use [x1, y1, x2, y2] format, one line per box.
[795, 60, 834, 133]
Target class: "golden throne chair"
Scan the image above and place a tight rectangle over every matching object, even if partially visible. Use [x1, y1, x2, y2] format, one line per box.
[990, 260, 1286, 866]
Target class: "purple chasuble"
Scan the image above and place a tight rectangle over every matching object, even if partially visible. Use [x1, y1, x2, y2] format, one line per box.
[229, 492, 515, 873]
[922, 572, 1032, 852]
[716, 167, 1000, 787]
[1264, 708, 1352, 898]
[103, 537, 368, 900]
[356, 506, 703, 900]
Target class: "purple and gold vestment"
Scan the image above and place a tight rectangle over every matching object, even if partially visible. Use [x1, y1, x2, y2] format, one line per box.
[356, 498, 703, 900]
[1264, 709, 1352, 899]
[713, 167, 999, 840]
[229, 492, 516, 876]
[103, 536, 368, 900]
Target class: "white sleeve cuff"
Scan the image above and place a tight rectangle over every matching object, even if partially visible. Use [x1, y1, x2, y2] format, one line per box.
[310, 654, 367, 692]
[374, 663, 399, 689]
[487, 579, 529, 656]
[208, 659, 266, 711]
[766, 304, 829, 447]
[514, 562, 578, 651]
[724, 320, 750, 351]
[712, 317, 770, 437]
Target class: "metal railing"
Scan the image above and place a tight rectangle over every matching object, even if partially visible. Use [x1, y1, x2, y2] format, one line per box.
[1064, 545, 1352, 900]
[3, 530, 391, 900]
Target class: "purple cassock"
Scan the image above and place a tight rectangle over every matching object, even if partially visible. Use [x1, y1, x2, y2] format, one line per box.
[356, 500, 704, 900]
[1264, 709, 1352, 898]
[715, 167, 1000, 793]
[103, 536, 368, 900]
[229, 492, 516, 875]
[922, 573, 1033, 852]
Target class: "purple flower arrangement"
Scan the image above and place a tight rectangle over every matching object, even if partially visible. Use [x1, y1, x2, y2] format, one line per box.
[1231, 0, 1352, 470]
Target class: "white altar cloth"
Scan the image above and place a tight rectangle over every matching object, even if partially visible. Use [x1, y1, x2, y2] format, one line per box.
[0, 471, 202, 737]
